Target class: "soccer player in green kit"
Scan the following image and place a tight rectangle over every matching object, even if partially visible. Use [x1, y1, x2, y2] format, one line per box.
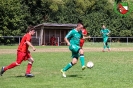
[61, 23, 86, 78]
[100, 25, 111, 52]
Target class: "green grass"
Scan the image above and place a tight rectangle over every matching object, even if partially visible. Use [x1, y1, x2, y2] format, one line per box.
[83, 42, 133, 47]
[0, 42, 133, 49]
[0, 46, 133, 88]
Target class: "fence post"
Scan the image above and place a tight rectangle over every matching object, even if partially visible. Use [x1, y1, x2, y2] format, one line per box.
[58, 37, 59, 46]
[127, 37, 128, 45]
[39, 37, 41, 46]
[19, 37, 20, 44]
[110, 37, 111, 45]
[93, 37, 94, 44]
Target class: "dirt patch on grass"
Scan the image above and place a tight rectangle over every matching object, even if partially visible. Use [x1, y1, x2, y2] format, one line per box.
[0, 47, 133, 54]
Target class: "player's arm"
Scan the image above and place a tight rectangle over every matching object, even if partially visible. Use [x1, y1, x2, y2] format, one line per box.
[64, 30, 72, 46]
[107, 29, 111, 35]
[64, 38, 70, 46]
[26, 41, 36, 51]
[83, 36, 91, 39]
[100, 30, 103, 34]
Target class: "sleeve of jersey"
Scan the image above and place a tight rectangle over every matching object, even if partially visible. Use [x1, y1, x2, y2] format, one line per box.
[108, 29, 111, 33]
[100, 30, 103, 34]
[65, 30, 73, 39]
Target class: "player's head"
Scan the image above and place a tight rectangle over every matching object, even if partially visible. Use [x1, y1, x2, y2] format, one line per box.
[76, 23, 83, 31]
[27, 25, 35, 35]
[102, 25, 106, 29]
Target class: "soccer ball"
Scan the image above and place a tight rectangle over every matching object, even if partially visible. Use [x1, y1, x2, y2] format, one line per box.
[87, 61, 94, 68]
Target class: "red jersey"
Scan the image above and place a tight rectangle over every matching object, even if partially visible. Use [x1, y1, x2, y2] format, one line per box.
[18, 33, 31, 52]
[80, 39, 85, 48]
[80, 28, 88, 48]
[82, 28, 88, 35]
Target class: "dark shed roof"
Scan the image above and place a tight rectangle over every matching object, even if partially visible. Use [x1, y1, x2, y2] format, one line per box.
[35, 23, 77, 29]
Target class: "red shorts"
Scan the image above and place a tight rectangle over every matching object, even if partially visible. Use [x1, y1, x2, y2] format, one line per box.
[80, 39, 85, 48]
[16, 50, 31, 64]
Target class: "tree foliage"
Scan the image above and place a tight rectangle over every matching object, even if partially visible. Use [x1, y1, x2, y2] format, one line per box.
[0, 0, 29, 36]
[0, 0, 133, 40]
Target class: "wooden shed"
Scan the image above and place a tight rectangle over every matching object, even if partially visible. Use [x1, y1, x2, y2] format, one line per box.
[33, 23, 77, 46]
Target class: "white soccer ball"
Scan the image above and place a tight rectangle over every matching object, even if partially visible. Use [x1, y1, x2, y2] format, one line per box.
[87, 61, 94, 68]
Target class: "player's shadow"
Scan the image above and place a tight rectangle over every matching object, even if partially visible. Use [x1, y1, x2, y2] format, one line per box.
[16, 75, 25, 77]
[67, 75, 82, 78]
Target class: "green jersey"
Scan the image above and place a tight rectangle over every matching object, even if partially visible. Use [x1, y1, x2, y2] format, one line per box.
[65, 29, 83, 46]
[100, 28, 110, 38]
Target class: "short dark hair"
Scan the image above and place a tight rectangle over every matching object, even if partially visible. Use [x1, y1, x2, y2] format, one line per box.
[27, 25, 35, 32]
[77, 22, 84, 27]
[78, 22, 83, 25]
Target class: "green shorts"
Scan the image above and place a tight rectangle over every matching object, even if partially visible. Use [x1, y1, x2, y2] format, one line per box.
[103, 37, 108, 43]
[69, 44, 80, 59]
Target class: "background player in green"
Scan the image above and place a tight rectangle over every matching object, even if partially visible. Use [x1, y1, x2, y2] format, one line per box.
[61, 23, 86, 78]
[100, 25, 111, 52]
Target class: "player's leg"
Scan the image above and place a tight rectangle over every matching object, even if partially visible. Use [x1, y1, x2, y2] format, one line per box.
[106, 38, 110, 51]
[26, 58, 34, 74]
[103, 37, 107, 52]
[61, 57, 78, 77]
[80, 39, 85, 48]
[25, 52, 34, 77]
[69, 44, 85, 70]
[79, 49, 86, 70]
[0, 51, 25, 76]
[62, 57, 78, 71]
[61, 45, 79, 77]
[25, 58, 34, 77]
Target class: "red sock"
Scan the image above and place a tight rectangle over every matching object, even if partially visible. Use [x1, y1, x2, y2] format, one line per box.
[26, 64, 32, 74]
[4, 62, 17, 71]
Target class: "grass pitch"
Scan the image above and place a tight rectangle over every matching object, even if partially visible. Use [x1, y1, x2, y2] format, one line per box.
[0, 43, 133, 88]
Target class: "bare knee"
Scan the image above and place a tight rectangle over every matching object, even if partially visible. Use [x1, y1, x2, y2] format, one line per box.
[72, 58, 78, 65]
[72, 61, 77, 65]
[16, 62, 21, 66]
[28, 57, 34, 64]
[79, 49, 84, 54]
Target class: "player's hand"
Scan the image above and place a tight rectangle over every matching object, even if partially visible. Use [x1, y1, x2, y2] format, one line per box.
[67, 43, 70, 46]
[106, 33, 109, 35]
[88, 36, 91, 38]
[28, 50, 30, 53]
[32, 47, 36, 51]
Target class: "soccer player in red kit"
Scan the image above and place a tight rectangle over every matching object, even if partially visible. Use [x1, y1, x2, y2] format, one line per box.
[80, 28, 91, 48]
[0, 25, 36, 77]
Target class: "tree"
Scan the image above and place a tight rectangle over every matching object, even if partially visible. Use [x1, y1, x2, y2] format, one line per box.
[1, 0, 133, 44]
[0, 0, 29, 44]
